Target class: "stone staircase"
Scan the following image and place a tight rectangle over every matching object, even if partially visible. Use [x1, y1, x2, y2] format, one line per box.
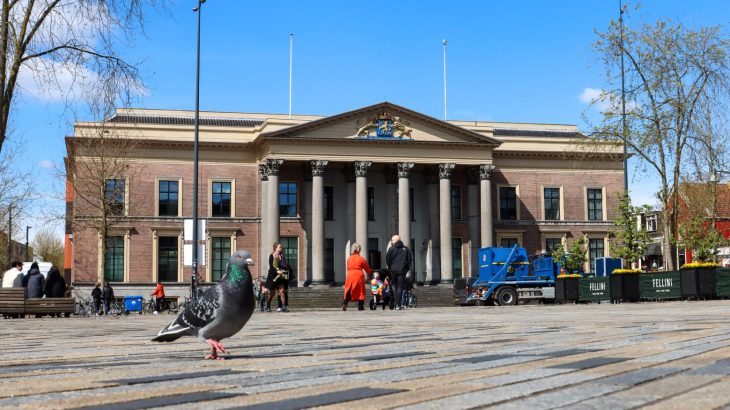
[283, 285, 456, 309]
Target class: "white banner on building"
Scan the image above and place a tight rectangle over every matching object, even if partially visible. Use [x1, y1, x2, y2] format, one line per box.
[183, 219, 207, 241]
[183, 244, 206, 267]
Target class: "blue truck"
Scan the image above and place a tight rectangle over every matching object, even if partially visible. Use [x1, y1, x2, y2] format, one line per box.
[454, 245, 566, 306]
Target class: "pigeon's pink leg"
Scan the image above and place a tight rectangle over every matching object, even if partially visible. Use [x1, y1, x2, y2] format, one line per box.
[204, 339, 228, 360]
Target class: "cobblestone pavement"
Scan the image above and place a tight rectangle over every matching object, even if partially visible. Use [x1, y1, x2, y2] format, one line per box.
[2, 301, 730, 409]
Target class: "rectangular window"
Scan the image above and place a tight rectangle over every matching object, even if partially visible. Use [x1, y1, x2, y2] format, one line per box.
[453, 238, 463, 278]
[545, 238, 561, 254]
[409, 188, 415, 221]
[499, 187, 517, 220]
[104, 236, 124, 282]
[280, 237, 298, 280]
[368, 237, 381, 269]
[157, 237, 178, 282]
[159, 180, 179, 217]
[451, 186, 461, 219]
[105, 179, 125, 216]
[211, 237, 231, 281]
[589, 238, 605, 273]
[501, 238, 518, 248]
[544, 188, 560, 220]
[324, 238, 335, 282]
[212, 182, 232, 217]
[646, 215, 657, 232]
[279, 182, 298, 217]
[367, 187, 375, 221]
[324, 186, 334, 221]
[587, 189, 603, 221]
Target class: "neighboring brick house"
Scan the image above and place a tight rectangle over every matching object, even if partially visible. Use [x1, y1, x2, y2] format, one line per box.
[65, 102, 624, 300]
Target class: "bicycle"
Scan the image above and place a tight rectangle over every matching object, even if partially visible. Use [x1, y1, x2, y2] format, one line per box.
[108, 299, 126, 316]
[142, 299, 155, 315]
[177, 296, 192, 312]
[76, 301, 97, 317]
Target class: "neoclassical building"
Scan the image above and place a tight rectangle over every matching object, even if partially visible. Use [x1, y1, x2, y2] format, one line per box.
[66, 102, 623, 298]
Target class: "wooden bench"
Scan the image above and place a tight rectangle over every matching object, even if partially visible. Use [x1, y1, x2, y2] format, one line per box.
[0, 288, 75, 316]
[0, 288, 26, 315]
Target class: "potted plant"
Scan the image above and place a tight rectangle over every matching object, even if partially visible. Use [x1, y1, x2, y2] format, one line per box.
[556, 273, 582, 303]
[680, 262, 719, 299]
[610, 269, 641, 303]
[639, 270, 681, 300]
[554, 237, 588, 304]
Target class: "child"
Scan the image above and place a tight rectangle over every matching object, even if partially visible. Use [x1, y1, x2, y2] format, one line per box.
[370, 271, 383, 304]
[382, 277, 391, 310]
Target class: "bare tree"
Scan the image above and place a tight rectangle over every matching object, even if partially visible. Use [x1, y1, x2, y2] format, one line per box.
[0, 0, 172, 154]
[0, 136, 37, 268]
[31, 226, 63, 268]
[60, 107, 143, 283]
[581, 6, 730, 270]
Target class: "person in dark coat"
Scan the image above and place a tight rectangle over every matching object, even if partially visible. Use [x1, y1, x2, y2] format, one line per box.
[265, 242, 291, 313]
[23, 262, 45, 299]
[91, 283, 102, 315]
[102, 280, 114, 315]
[44, 266, 67, 317]
[386, 235, 412, 310]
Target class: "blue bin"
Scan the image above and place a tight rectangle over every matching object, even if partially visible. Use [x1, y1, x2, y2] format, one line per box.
[124, 295, 143, 312]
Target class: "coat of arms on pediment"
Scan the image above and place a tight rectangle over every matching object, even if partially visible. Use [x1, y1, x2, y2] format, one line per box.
[356, 112, 413, 139]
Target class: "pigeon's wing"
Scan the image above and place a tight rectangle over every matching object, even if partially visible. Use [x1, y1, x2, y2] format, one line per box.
[151, 285, 222, 342]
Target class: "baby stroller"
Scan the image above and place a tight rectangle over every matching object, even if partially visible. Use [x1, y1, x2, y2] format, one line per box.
[369, 268, 396, 310]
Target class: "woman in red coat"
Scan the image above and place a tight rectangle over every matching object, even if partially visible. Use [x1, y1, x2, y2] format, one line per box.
[343, 243, 372, 311]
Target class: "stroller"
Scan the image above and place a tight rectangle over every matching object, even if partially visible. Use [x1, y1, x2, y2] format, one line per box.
[369, 268, 396, 310]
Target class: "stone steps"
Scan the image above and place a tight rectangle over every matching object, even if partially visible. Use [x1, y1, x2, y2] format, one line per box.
[278, 286, 455, 309]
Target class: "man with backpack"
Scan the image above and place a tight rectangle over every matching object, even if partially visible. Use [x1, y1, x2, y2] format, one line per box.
[386, 234, 412, 310]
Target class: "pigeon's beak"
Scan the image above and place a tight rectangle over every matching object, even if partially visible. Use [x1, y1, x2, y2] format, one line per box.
[245, 258, 254, 266]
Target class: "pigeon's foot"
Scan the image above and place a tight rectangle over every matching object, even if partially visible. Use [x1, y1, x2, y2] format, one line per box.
[205, 339, 229, 360]
[205, 350, 225, 360]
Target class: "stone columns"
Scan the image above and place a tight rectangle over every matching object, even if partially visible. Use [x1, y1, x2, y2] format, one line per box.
[384, 166, 398, 239]
[344, 165, 356, 271]
[468, 167, 480, 277]
[310, 160, 328, 286]
[355, 161, 372, 259]
[398, 162, 414, 247]
[480, 164, 496, 248]
[259, 164, 269, 280]
[303, 163, 313, 285]
[439, 163, 455, 284]
[425, 167, 440, 284]
[265, 159, 283, 249]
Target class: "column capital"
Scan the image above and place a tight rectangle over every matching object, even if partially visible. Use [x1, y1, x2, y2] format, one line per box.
[354, 161, 372, 177]
[264, 158, 284, 176]
[425, 166, 439, 184]
[467, 166, 479, 185]
[311, 160, 329, 176]
[439, 163, 455, 179]
[383, 165, 398, 184]
[397, 162, 415, 178]
[479, 164, 496, 180]
[258, 164, 268, 181]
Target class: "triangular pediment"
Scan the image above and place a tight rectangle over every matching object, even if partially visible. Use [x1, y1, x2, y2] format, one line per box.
[258, 102, 502, 146]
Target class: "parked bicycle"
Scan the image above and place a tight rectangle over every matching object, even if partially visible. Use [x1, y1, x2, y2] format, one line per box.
[76, 301, 96, 317]
[142, 299, 155, 314]
[107, 299, 126, 316]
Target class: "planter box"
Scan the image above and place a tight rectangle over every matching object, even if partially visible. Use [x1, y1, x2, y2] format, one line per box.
[639, 271, 680, 300]
[610, 273, 640, 302]
[578, 276, 610, 302]
[717, 268, 730, 297]
[555, 278, 580, 303]
[680, 268, 717, 299]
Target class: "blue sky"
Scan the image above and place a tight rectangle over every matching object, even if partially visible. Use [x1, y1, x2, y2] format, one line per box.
[13, 0, 730, 239]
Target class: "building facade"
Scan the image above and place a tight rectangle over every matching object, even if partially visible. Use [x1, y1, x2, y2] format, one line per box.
[65, 102, 623, 300]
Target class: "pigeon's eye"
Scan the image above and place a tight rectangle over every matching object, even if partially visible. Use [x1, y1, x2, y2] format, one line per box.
[237, 255, 242, 259]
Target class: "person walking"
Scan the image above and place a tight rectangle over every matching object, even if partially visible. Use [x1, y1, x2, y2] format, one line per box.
[343, 243, 371, 311]
[151, 281, 165, 313]
[102, 280, 114, 315]
[91, 283, 102, 315]
[44, 266, 67, 317]
[386, 235, 412, 310]
[2, 261, 23, 288]
[265, 243, 290, 313]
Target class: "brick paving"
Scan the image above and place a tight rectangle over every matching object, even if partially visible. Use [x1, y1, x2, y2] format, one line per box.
[2, 301, 730, 409]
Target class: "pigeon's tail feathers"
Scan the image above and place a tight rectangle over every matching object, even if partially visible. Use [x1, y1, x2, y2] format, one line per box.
[151, 318, 195, 342]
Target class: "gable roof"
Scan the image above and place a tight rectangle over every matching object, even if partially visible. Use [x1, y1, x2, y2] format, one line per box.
[257, 101, 503, 146]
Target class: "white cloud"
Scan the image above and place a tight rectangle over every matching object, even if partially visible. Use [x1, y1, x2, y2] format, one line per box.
[579, 87, 612, 111]
[39, 159, 54, 169]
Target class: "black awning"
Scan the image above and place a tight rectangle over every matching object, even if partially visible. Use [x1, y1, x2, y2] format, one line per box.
[644, 243, 663, 256]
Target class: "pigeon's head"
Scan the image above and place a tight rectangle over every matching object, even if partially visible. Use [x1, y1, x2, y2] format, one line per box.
[230, 250, 254, 268]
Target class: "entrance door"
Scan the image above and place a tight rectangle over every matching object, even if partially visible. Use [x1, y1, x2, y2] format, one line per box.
[368, 238, 381, 270]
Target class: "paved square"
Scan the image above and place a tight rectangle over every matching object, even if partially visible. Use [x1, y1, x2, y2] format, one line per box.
[2, 301, 730, 409]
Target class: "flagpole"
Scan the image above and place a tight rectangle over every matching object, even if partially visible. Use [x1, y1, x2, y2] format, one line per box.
[289, 34, 293, 120]
[443, 39, 447, 121]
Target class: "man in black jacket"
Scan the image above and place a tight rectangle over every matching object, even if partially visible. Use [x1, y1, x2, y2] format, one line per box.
[386, 235, 412, 310]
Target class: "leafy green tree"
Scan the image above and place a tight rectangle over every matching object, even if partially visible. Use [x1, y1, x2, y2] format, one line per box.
[677, 217, 726, 263]
[555, 236, 588, 274]
[608, 191, 654, 266]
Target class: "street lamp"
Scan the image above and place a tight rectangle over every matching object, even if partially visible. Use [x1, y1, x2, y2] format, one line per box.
[191, 0, 206, 301]
[25, 226, 31, 262]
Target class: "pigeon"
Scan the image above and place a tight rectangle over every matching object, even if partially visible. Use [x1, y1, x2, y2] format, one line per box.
[152, 250, 255, 360]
